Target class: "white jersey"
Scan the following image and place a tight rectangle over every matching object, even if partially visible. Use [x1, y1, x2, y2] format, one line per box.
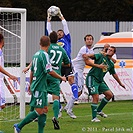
[72, 45, 94, 72]
[112, 53, 117, 60]
[72, 45, 94, 91]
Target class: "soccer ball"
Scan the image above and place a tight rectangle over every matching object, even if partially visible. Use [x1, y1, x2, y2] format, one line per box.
[47, 6, 59, 16]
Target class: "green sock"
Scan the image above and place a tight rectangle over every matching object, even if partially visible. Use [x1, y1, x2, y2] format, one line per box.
[91, 103, 98, 119]
[18, 110, 39, 129]
[38, 114, 47, 133]
[53, 100, 59, 119]
[97, 97, 109, 112]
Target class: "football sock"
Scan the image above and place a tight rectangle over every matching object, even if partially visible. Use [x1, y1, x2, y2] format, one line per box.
[38, 114, 47, 133]
[67, 97, 75, 112]
[97, 97, 109, 112]
[71, 83, 78, 100]
[18, 110, 39, 129]
[53, 100, 59, 119]
[91, 103, 98, 119]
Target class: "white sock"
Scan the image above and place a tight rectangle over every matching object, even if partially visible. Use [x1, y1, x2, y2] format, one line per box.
[64, 103, 69, 110]
[67, 97, 75, 112]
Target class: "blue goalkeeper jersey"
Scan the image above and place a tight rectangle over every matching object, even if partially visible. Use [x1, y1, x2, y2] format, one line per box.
[57, 33, 71, 60]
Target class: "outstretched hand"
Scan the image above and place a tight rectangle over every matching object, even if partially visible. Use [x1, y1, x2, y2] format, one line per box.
[82, 54, 88, 59]
[99, 63, 108, 69]
[120, 83, 126, 89]
[57, 7, 63, 19]
[100, 51, 107, 56]
[27, 86, 31, 95]
[61, 76, 66, 82]
[9, 75, 18, 81]
[22, 67, 29, 74]
[47, 12, 52, 21]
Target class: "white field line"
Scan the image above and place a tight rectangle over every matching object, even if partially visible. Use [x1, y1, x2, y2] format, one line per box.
[1, 112, 132, 122]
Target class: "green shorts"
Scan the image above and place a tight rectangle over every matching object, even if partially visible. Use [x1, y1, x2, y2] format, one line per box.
[47, 74, 60, 96]
[30, 91, 48, 108]
[86, 76, 109, 95]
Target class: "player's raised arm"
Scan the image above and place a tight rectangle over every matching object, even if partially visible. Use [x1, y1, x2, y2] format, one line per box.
[46, 8, 52, 35]
[57, 8, 69, 35]
[57, 7, 63, 19]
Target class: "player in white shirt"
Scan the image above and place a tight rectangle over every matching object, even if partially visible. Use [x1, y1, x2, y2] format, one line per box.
[64, 34, 106, 118]
[0, 33, 18, 110]
[72, 35, 94, 93]
[101, 43, 117, 63]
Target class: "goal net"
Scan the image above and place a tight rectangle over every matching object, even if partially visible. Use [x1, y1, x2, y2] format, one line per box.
[0, 7, 26, 121]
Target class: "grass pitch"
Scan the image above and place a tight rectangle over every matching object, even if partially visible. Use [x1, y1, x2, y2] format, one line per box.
[0, 100, 133, 133]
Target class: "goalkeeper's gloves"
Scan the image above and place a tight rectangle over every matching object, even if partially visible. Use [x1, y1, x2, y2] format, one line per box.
[47, 12, 52, 20]
[57, 8, 63, 19]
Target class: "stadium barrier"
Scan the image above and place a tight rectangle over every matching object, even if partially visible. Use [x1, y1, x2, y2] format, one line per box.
[3, 67, 133, 104]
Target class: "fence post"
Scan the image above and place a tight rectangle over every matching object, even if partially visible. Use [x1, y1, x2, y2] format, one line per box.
[115, 20, 119, 32]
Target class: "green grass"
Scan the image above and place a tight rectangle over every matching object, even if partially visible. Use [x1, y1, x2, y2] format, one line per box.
[0, 100, 133, 133]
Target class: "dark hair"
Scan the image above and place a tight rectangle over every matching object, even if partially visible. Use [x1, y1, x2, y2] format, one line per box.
[0, 33, 4, 43]
[49, 31, 58, 43]
[57, 29, 64, 33]
[40, 36, 50, 47]
[110, 46, 116, 53]
[84, 34, 94, 41]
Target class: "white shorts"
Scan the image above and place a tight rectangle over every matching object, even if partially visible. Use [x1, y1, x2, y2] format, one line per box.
[0, 79, 5, 106]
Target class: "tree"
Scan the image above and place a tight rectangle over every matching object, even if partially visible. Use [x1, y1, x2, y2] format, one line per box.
[90, 0, 133, 21]
[0, 0, 133, 21]
[0, 0, 12, 7]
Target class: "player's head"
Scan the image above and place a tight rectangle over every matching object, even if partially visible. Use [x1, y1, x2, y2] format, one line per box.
[0, 33, 4, 48]
[84, 34, 94, 47]
[40, 35, 50, 47]
[103, 43, 110, 52]
[107, 46, 116, 57]
[49, 31, 58, 43]
[57, 29, 64, 40]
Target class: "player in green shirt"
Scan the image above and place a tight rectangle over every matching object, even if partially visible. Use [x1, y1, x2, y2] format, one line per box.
[14, 35, 66, 133]
[22, 31, 70, 130]
[84, 46, 126, 122]
[47, 31, 70, 129]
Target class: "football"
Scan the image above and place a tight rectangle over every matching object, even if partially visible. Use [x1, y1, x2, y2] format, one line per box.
[47, 6, 59, 16]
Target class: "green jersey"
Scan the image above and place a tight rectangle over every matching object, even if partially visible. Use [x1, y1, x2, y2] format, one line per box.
[30, 50, 52, 92]
[87, 53, 116, 82]
[48, 43, 70, 74]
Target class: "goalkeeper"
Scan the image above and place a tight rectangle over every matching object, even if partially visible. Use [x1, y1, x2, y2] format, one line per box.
[47, 7, 79, 119]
